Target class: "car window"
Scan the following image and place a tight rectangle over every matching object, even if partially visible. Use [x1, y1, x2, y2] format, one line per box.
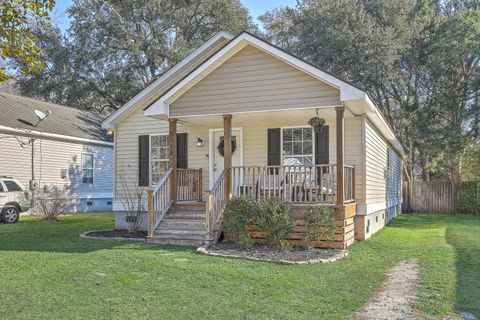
[4, 181, 22, 192]
[0, 182, 4, 192]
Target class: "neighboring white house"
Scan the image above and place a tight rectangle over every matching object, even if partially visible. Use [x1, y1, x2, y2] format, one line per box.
[0, 93, 114, 212]
[103, 32, 405, 246]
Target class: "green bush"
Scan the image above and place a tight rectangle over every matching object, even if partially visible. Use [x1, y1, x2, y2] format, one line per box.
[459, 183, 480, 215]
[223, 196, 258, 247]
[255, 198, 293, 244]
[302, 205, 336, 249]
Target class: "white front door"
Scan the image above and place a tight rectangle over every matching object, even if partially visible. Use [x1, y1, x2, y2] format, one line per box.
[210, 129, 242, 187]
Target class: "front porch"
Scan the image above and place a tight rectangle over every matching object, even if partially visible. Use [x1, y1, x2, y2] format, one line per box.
[146, 107, 359, 248]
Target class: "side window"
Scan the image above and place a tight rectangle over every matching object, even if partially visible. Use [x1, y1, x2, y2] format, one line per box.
[82, 153, 94, 184]
[0, 182, 4, 192]
[4, 181, 22, 192]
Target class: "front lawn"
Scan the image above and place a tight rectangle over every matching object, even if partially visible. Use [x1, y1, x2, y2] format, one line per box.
[0, 213, 478, 319]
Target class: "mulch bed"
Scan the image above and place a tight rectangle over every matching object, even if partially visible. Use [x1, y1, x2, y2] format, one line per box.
[197, 242, 348, 265]
[80, 229, 147, 242]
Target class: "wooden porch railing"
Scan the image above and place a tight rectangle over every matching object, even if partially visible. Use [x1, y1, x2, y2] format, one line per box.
[147, 168, 173, 237]
[230, 164, 355, 204]
[176, 168, 203, 201]
[205, 168, 229, 241]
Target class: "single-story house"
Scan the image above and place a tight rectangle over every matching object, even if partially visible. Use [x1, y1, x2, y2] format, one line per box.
[0, 93, 114, 212]
[103, 31, 405, 247]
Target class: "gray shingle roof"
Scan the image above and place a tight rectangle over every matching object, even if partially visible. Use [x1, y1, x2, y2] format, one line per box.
[0, 93, 112, 142]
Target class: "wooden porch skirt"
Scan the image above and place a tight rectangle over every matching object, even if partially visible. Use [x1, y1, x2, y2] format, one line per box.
[245, 203, 356, 249]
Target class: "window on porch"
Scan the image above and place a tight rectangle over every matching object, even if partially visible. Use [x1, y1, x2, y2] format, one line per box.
[150, 135, 170, 184]
[281, 127, 313, 166]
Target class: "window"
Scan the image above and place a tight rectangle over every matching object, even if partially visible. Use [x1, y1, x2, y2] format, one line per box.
[150, 135, 170, 184]
[4, 180, 22, 192]
[82, 153, 94, 184]
[281, 127, 313, 165]
[0, 182, 4, 192]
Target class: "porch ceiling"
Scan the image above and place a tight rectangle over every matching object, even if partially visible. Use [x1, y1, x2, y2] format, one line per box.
[176, 107, 355, 127]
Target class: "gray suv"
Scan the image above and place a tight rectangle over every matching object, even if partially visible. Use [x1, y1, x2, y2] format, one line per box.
[0, 177, 30, 224]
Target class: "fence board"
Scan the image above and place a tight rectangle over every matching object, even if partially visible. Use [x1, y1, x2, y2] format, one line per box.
[403, 181, 479, 213]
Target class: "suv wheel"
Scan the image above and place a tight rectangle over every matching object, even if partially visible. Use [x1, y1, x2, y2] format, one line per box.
[2, 206, 19, 224]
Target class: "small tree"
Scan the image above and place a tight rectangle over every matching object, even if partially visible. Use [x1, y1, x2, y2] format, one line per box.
[302, 205, 336, 249]
[33, 185, 74, 221]
[117, 162, 146, 233]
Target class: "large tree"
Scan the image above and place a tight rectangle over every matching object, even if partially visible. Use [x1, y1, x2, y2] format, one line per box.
[0, 0, 55, 81]
[261, 0, 480, 182]
[14, 0, 255, 112]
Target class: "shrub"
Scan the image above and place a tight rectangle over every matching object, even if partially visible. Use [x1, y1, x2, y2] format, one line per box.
[302, 205, 336, 249]
[459, 183, 480, 215]
[223, 196, 258, 246]
[278, 239, 293, 252]
[255, 198, 293, 244]
[33, 186, 74, 221]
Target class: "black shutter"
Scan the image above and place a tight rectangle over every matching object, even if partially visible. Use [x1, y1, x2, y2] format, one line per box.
[177, 133, 188, 169]
[267, 128, 281, 166]
[315, 126, 329, 164]
[138, 135, 149, 186]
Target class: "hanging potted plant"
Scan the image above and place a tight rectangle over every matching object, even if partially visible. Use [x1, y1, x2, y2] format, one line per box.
[308, 109, 326, 133]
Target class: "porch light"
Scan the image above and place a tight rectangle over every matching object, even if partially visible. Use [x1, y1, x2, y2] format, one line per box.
[106, 128, 114, 136]
[196, 137, 205, 147]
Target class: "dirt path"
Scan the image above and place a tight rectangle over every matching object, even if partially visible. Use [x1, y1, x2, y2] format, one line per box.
[355, 258, 421, 320]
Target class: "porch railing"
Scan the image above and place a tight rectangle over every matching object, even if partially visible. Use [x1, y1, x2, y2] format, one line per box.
[147, 168, 173, 237]
[205, 168, 229, 241]
[230, 164, 355, 204]
[176, 168, 202, 201]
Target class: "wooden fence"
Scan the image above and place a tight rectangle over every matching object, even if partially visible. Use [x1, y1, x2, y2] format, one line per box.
[403, 181, 479, 213]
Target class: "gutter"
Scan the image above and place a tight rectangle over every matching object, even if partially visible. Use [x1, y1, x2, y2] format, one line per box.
[0, 125, 114, 147]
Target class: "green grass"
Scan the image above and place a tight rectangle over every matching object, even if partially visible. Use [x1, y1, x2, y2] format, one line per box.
[0, 213, 478, 319]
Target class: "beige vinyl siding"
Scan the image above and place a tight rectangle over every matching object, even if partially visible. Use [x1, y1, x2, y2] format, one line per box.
[365, 119, 388, 203]
[114, 111, 364, 203]
[345, 116, 364, 202]
[0, 133, 113, 197]
[170, 45, 341, 117]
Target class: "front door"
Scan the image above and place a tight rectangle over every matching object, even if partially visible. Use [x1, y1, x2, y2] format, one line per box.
[211, 129, 242, 187]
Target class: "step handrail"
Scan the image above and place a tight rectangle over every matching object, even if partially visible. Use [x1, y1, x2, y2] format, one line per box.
[148, 168, 174, 237]
[205, 168, 229, 242]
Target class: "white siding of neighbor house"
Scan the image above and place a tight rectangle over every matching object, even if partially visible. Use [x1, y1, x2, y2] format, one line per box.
[0, 133, 113, 200]
[114, 107, 364, 204]
[170, 45, 341, 117]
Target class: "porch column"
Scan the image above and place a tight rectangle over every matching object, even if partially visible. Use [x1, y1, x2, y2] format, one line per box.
[223, 114, 232, 199]
[336, 107, 345, 206]
[169, 118, 177, 203]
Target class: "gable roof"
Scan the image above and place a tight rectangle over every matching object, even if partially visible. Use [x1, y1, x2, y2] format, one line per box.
[103, 31, 405, 157]
[102, 31, 233, 129]
[0, 93, 112, 145]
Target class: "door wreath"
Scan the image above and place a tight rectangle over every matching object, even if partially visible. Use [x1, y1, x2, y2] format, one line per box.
[217, 136, 237, 157]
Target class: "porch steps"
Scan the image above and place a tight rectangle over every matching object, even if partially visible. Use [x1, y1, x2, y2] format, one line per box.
[147, 202, 208, 246]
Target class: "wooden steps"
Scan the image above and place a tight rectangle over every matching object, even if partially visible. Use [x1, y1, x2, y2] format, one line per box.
[147, 202, 208, 246]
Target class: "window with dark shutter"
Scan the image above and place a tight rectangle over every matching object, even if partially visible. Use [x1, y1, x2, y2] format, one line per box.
[315, 126, 329, 164]
[138, 135, 149, 186]
[267, 128, 281, 166]
[177, 133, 188, 169]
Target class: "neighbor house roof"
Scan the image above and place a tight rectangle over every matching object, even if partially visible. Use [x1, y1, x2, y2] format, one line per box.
[0, 92, 113, 146]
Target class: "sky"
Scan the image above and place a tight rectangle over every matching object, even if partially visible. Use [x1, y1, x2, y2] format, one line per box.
[51, 0, 297, 32]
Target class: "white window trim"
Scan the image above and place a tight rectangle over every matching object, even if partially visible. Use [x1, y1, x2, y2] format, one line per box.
[149, 134, 170, 185]
[280, 126, 315, 166]
[81, 152, 94, 184]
